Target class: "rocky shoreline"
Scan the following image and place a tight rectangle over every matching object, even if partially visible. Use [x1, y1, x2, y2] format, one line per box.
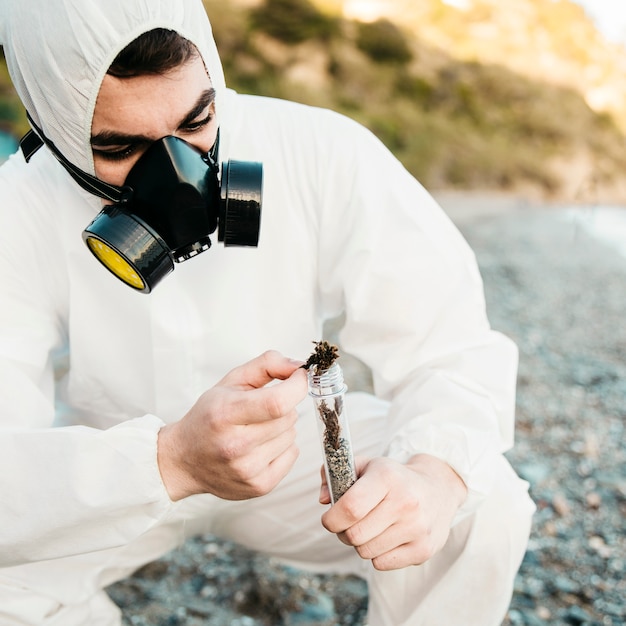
[109, 201, 626, 625]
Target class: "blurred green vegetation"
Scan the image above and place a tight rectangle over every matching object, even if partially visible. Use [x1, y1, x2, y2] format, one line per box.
[355, 19, 413, 64]
[250, 0, 340, 43]
[205, 0, 626, 196]
[0, 48, 28, 136]
[1, 0, 625, 198]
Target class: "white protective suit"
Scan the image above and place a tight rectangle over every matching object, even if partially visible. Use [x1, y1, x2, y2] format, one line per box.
[0, 1, 534, 624]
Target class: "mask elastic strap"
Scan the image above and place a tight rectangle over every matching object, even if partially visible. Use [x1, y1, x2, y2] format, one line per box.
[20, 113, 131, 204]
[203, 129, 220, 173]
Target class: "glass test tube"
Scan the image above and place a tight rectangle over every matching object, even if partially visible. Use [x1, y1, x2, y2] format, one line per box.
[307, 361, 357, 504]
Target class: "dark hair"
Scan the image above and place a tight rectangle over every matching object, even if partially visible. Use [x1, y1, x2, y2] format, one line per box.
[107, 28, 199, 77]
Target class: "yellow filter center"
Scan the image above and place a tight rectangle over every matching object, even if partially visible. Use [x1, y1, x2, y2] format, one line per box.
[86, 237, 145, 290]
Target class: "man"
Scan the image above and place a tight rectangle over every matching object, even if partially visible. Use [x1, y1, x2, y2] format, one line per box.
[0, 1, 534, 624]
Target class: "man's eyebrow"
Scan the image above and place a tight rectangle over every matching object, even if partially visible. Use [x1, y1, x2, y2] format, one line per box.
[178, 88, 216, 128]
[90, 88, 216, 147]
[90, 130, 150, 148]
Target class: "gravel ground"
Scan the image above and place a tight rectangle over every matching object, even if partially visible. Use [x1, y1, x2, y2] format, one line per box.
[108, 200, 626, 626]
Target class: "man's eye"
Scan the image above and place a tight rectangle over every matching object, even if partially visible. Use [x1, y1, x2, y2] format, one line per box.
[182, 112, 214, 133]
[93, 145, 137, 162]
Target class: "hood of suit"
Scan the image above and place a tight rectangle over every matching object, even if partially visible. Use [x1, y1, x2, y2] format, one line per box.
[0, 0, 226, 175]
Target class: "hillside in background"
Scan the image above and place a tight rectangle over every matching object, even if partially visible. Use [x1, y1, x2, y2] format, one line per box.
[2, 0, 626, 202]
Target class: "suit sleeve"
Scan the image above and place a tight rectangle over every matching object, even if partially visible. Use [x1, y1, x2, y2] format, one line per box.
[316, 114, 518, 521]
[0, 154, 174, 566]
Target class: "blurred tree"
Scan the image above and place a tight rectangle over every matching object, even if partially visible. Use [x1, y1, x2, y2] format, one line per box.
[252, 0, 339, 43]
[356, 18, 413, 64]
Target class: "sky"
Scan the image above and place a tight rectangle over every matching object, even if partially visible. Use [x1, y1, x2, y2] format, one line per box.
[440, 0, 626, 45]
[571, 0, 626, 44]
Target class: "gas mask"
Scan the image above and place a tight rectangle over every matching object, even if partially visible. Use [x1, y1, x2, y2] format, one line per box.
[82, 135, 262, 292]
[20, 122, 262, 293]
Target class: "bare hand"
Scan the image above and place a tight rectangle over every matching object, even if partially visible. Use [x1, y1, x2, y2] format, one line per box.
[158, 351, 307, 501]
[319, 454, 468, 571]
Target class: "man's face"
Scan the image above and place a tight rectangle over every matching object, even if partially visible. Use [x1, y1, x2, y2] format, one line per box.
[91, 55, 218, 187]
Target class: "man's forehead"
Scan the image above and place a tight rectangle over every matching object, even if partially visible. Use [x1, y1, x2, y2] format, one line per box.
[92, 57, 214, 137]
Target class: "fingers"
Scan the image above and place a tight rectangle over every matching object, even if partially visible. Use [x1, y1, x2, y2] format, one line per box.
[318, 455, 368, 506]
[340, 507, 437, 568]
[217, 411, 299, 467]
[319, 464, 331, 504]
[160, 351, 307, 502]
[218, 352, 308, 425]
[370, 540, 438, 571]
[220, 350, 305, 390]
[335, 495, 399, 548]
[264, 439, 301, 492]
[246, 368, 308, 420]
[321, 458, 386, 532]
[326, 489, 437, 570]
[219, 372, 306, 426]
[320, 457, 456, 571]
[222, 429, 301, 499]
